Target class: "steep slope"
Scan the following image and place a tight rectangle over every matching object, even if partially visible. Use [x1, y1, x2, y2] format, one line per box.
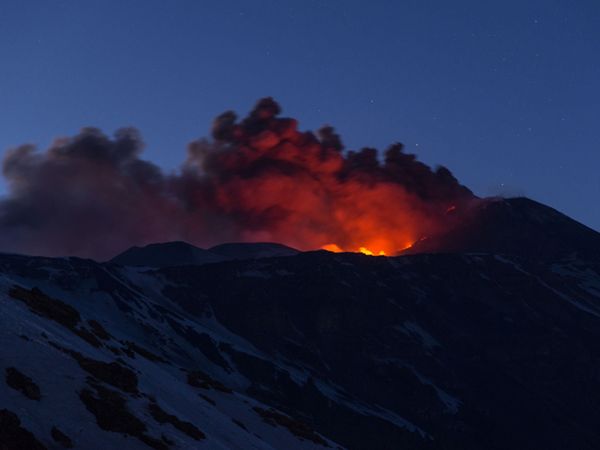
[1, 250, 600, 449]
[0, 254, 340, 450]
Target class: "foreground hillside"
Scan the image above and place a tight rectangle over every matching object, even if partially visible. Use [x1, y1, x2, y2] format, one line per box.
[1, 234, 600, 449]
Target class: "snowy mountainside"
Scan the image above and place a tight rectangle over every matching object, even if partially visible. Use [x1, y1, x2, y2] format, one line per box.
[0, 254, 340, 450]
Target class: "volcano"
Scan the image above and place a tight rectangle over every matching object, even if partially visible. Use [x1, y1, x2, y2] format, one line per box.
[1, 196, 600, 449]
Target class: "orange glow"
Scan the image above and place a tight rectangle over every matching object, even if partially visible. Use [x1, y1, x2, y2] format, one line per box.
[193, 99, 474, 257]
[322, 243, 343, 253]
[322, 243, 412, 256]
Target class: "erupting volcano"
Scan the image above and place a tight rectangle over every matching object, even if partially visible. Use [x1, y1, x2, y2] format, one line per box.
[0, 98, 477, 259]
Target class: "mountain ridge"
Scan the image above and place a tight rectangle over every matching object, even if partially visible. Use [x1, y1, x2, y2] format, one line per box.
[110, 241, 299, 268]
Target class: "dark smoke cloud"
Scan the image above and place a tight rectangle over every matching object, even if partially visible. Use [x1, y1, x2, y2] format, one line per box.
[0, 98, 475, 260]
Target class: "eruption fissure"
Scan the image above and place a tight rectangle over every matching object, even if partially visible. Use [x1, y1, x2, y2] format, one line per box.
[0, 98, 476, 259]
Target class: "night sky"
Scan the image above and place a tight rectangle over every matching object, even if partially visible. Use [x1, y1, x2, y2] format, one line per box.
[1, 0, 599, 230]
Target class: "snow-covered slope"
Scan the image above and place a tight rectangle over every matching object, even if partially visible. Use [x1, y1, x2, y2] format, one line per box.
[0, 255, 340, 450]
[2, 247, 600, 449]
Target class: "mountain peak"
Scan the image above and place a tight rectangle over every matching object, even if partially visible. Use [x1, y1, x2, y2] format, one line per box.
[407, 196, 600, 259]
[110, 241, 227, 267]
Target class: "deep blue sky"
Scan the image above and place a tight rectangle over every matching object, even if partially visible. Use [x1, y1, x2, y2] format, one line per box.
[1, 0, 599, 230]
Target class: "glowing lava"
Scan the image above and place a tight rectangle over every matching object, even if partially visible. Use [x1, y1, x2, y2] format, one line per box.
[322, 243, 414, 256]
[359, 247, 386, 256]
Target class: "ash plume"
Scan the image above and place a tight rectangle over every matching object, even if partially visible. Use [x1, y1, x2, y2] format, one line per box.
[0, 98, 476, 260]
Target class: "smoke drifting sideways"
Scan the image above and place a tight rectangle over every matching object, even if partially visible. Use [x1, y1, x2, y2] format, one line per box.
[0, 98, 478, 260]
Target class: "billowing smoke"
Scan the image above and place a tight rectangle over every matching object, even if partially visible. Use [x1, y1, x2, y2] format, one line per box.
[0, 98, 476, 260]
